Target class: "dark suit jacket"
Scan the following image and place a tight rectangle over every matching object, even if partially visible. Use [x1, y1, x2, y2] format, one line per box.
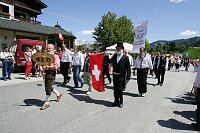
[110, 54, 131, 80]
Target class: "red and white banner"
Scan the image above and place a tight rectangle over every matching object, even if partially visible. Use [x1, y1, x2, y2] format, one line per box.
[89, 53, 105, 92]
[58, 33, 64, 41]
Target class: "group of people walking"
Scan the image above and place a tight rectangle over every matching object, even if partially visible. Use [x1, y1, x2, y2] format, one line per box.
[1, 42, 200, 131]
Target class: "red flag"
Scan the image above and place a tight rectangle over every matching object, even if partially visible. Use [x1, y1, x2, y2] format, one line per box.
[58, 33, 64, 41]
[89, 53, 105, 92]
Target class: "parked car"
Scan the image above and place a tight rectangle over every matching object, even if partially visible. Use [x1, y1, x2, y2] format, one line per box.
[9, 39, 46, 72]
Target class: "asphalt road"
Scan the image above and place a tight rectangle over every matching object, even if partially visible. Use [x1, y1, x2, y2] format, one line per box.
[0, 67, 198, 133]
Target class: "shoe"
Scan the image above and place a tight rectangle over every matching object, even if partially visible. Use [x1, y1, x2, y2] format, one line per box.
[191, 123, 200, 131]
[86, 91, 91, 95]
[112, 102, 119, 107]
[160, 84, 163, 86]
[3, 77, 7, 81]
[40, 103, 50, 110]
[25, 77, 28, 80]
[192, 101, 197, 105]
[138, 93, 142, 96]
[73, 86, 79, 88]
[62, 82, 66, 85]
[56, 93, 62, 102]
[81, 83, 84, 88]
[119, 103, 123, 108]
[156, 83, 160, 85]
[141, 93, 146, 97]
[66, 77, 71, 83]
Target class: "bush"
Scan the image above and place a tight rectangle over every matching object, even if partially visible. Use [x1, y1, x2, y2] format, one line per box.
[186, 48, 200, 59]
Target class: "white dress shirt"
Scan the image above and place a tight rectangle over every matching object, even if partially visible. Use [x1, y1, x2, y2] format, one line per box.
[157, 56, 169, 69]
[64, 48, 84, 69]
[31, 49, 37, 55]
[126, 54, 134, 66]
[134, 54, 153, 69]
[194, 66, 200, 88]
[0, 51, 13, 60]
[61, 48, 72, 62]
[117, 53, 123, 63]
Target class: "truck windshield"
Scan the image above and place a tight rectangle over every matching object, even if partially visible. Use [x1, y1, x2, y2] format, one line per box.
[22, 44, 32, 52]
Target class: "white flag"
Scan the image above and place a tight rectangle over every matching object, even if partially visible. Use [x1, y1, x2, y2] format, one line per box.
[132, 21, 148, 53]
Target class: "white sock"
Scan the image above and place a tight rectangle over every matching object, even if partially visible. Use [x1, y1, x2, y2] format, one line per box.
[52, 88, 59, 96]
[45, 95, 50, 104]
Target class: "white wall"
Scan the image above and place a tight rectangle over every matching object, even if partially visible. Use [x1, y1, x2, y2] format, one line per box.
[0, 29, 48, 51]
[0, 29, 14, 51]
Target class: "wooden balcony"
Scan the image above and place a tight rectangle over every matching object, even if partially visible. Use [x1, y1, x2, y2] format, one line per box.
[14, 16, 41, 24]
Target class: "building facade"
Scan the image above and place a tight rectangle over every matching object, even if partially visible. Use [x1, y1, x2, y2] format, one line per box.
[0, 0, 76, 51]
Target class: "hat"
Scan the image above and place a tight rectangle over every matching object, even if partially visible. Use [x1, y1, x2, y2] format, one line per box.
[115, 42, 124, 49]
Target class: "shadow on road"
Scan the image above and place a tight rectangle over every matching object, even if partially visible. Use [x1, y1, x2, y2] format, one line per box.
[130, 77, 137, 80]
[165, 92, 195, 105]
[69, 93, 113, 107]
[65, 86, 87, 94]
[104, 85, 113, 90]
[14, 77, 25, 80]
[147, 83, 157, 86]
[173, 110, 195, 122]
[157, 118, 193, 131]
[20, 99, 44, 107]
[123, 92, 139, 97]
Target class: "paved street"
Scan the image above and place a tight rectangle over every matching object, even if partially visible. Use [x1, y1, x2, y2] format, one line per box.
[0, 67, 198, 133]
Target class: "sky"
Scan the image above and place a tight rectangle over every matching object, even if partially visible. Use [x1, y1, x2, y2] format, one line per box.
[38, 0, 200, 43]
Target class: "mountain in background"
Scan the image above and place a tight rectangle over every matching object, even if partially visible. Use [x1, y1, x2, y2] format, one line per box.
[150, 36, 200, 48]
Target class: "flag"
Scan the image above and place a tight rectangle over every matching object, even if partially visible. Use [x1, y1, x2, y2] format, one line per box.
[89, 53, 105, 92]
[58, 33, 64, 41]
[132, 21, 148, 53]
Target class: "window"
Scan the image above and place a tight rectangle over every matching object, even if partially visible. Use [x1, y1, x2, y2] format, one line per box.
[22, 44, 43, 52]
[0, 4, 9, 14]
[21, 44, 32, 52]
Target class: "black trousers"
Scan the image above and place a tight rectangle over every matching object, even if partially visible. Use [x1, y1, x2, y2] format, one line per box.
[104, 66, 111, 82]
[45, 70, 56, 95]
[60, 62, 71, 82]
[157, 66, 166, 84]
[153, 68, 158, 78]
[31, 61, 36, 75]
[196, 90, 200, 126]
[137, 68, 149, 93]
[113, 74, 124, 103]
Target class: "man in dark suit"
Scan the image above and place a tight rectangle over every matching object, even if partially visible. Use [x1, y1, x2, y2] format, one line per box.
[110, 42, 131, 108]
[155, 52, 168, 86]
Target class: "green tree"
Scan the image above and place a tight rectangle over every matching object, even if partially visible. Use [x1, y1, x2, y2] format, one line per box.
[93, 12, 134, 48]
[145, 39, 150, 52]
[194, 40, 200, 47]
[113, 15, 134, 43]
[169, 42, 176, 52]
[156, 43, 163, 53]
[186, 48, 200, 59]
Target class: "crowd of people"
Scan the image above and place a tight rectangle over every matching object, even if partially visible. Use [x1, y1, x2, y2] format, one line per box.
[0, 43, 200, 131]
